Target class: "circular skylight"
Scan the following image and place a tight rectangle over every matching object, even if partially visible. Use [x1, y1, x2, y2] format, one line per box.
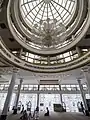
[20, 0, 76, 28]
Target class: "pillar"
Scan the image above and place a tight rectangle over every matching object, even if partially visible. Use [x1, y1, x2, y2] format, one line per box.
[59, 85, 63, 104]
[0, 68, 18, 120]
[77, 79, 89, 116]
[47, 56, 50, 65]
[13, 78, 23, 114]
[76, 46, 81, 56]
[37, 85, 40, 111]
[82, 67, 90, 94]
[19, 48, 23, 58]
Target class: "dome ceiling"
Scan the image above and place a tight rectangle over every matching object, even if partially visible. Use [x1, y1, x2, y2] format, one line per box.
[19, 0, 77, 48]
[20, 0, 76, 28]
[7, 0, 89, 56]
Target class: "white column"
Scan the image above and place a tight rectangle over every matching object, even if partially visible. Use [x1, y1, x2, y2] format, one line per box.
[37, 85, 40, 108]
[0, 68, 18, 120]
[19, 48, 23, 58]
[82, 67, 90, 94]
[76, 46, 81, 56]
[15, 78, 23, 108]
[77, 79, 89, 115]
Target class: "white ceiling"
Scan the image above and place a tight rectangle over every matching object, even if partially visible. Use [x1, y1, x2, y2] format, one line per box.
[0, 67, 88, 85]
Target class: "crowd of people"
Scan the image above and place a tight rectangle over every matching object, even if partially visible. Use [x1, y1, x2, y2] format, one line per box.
[12, 102, 50, 120]
[20, 106, 39, 120]
[19, 105, 49, 120]
[12, 101, 86, 120]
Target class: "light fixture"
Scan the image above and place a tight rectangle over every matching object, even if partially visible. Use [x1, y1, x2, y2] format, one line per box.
[31, 18, 67, 48]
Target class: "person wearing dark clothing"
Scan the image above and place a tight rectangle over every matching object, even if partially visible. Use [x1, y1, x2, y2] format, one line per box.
[44, 107, 49, 116]
[20, 110, 28, 120]
[21, 105, 24, 114]
[36, 106, 39, 111]
[33, 107, 39, 120]
[80, 102, 84, 113]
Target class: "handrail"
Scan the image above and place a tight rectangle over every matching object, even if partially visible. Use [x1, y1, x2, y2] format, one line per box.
[1, 37, 90, 73]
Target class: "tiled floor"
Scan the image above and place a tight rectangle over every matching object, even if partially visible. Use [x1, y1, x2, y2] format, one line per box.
[6, 112, 90, 120]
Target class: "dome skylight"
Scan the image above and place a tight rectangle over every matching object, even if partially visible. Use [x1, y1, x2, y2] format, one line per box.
[20, 0, 76, 28]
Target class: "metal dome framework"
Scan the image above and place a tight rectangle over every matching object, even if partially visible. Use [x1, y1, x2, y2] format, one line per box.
[19, 0, 77, 49]
[7, 0, 88, 56]
[20, 0, 76, 28]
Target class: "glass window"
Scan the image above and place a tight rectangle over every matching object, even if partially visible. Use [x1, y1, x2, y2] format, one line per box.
[20, 0, 76, 29]
[39, 94, 60, 111]
[60, 55, 63, 58]
[14, 85, 18, 90]
[28, 53, 34, 58]
[19, 94, 37, 111]
[35, 60, 40, 64]
[12, 51, 18, 54]
[0, 93, 7, 110]
[66, 85, 71, 91]
[65, 57, 71, 62]
[24, 85, 28, 87]
[82, 49, 88, 52]
[63, 52, 70, 57]
[62, 94, 82, 112]
[73, 54, 78, 59]
[0, 85, 4, 90]
[70, 51, 73, 55]
[5, 85, 9, 87]
[71, 85, 76, 87]
[28, 58, 33, 62]
[83, 84, 87, 90]
[86, 94, 90, 99]
[21, 85, 24, 90]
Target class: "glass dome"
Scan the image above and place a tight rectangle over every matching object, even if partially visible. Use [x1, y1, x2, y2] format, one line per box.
[19, 0, 77, 49]
[20, 0, 76, 29]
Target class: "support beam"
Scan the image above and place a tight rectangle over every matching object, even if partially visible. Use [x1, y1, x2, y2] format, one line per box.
[82, 67, 90, 94]
[59, 85, 63, 104]
[19, 48, 23, 58]
[47, 56, 50, 65]
[0, 68, 18, 120]
[13, 78, 23, 114]
[36, 85, 40, 111]
[77, 79, 89, 116]
[76, 46, 81, 56]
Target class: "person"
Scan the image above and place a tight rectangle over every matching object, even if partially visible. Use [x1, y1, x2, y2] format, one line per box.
[80, 102, 84, 113]
[36, 106, 39, 112]
[20, 110, 28, 120]
[33, 107, 39, 120]
[21, 105, 24, 114]
[44, 107, 49, 116]
[28, 111, 32, 120]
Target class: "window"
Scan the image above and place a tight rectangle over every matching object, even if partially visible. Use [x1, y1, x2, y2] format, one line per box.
[65, 57, 71, 62]
[63, 52, 70, 57]
[20, 0, 76, 28]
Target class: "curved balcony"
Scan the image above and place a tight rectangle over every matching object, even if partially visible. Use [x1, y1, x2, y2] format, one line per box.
[6, 0, 90, 55]
[0, 84, 88, 94]
[0, 0, 90, 73]
[1, 37, 90, 73]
